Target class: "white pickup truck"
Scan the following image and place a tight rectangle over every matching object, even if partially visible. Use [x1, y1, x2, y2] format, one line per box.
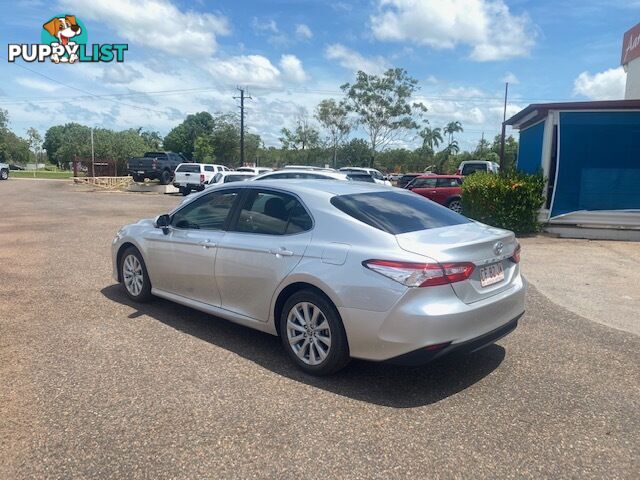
[0, 163, 9, 180]
[173, 163, 230, 195]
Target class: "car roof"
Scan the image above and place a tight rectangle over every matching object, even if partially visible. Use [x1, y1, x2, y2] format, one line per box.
[417, 174, 462, 178]
[254, 169, 346, 178]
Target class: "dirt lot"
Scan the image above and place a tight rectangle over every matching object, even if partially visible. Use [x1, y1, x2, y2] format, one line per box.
[1, 179, 639, 479]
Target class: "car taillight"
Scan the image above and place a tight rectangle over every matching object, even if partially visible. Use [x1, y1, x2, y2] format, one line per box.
[362, 260, 475, 287]
[200, 174, 205, 184]
[152, 159, 157, 169]
[511, 243, 521, 263]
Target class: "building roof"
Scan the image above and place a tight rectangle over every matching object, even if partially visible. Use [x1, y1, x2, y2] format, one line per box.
[505, 100, 640, 129]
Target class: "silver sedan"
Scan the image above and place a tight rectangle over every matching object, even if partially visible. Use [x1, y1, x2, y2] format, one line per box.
[112, 181, 526, 375]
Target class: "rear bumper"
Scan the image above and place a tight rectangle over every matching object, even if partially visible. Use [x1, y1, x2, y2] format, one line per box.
[338, 275, 527, 361]
[386, 313, 521, 366]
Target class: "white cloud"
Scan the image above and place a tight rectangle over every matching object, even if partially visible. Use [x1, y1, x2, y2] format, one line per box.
[59, 0, 230, 57]
[325, 43, 389, 74]
[207, 55, 281, 87]
[370, 0, 536, 61]
[502, 72, 519, 84]
[573, 67, 626, 100]
[279, 55, 308, 83]
[15, 77, 61, 93]
[251, 17, 279, 34]
[295, 23, 313, 40]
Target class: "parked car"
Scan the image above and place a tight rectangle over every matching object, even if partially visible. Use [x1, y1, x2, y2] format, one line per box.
[396, 173, 424, 189]
[237, 167, 273, 175]
[127, 151, 187, 184]
[339, 167, 391, 186]
[456, 160, 500, 176]
[405, 175, 463, 213]
[112, 180, 525, 375]
[9, 164, 25, 171]
[173, 163, 230, 195]
[0, 163, 9, 180]
[387, 173, 403, 182]
[251, 169, 348, 181]
[209, 171, 256, 184]
[282, 165, 336, 171]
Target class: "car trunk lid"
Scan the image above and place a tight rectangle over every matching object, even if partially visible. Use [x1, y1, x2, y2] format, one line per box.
[395, 222, 519, 304]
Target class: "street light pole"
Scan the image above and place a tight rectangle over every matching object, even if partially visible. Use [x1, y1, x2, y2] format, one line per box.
[90, 127, 95, 178]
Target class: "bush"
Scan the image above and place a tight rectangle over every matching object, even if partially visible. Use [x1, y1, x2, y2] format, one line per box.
[461, 171, 545, 234]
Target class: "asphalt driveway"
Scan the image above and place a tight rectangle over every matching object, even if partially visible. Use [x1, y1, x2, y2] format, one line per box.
[1, 179, 638, 479]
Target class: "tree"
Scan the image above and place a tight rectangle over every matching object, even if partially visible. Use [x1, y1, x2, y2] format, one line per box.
[419, 126, 443, 153]
[163, 112, 215, 160]
[491, 134, 518, 171]
[279, 113, 321, 163]
[0, 109, 31, 165]
[340, 68, 427, 167]
[193, 135, 215, 163]
[443, 121, 463, 145]
[315, 99, 351, 168]
[26, 128, 43, 163]
[139, 129, 163, 150]
[338, 138, 371, 167]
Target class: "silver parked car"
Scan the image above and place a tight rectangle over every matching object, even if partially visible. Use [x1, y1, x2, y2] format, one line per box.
[112, 181, 526, 375]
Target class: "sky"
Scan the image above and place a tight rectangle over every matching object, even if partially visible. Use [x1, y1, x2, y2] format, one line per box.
[1, 0, 637, 150]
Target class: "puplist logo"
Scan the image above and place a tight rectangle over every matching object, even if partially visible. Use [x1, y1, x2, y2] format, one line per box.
[7, 14, 128, 64]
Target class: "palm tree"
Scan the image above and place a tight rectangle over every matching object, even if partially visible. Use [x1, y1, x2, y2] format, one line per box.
[419, 126, 443, 152]
[443, 121, 463, 145]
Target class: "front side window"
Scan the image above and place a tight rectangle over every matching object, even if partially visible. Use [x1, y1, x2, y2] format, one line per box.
[234, 190, 312, 235]
[171, 190, 239, 230]
[224, 174, 253, 183]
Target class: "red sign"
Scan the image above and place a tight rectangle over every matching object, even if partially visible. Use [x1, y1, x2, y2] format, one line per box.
[621, 22, 640, 65]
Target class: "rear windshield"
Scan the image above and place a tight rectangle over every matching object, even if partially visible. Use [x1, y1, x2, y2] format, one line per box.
[346, 173, 375, 183]
[176, 164, 200, 173]
[330, 191, 469, 234]
[224, 174, 253, 183]
[461, 164, 487, 175]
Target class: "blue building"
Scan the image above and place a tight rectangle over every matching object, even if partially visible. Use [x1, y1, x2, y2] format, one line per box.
[505, 100, 640, 239]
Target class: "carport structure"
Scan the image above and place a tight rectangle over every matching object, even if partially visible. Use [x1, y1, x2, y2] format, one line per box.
[505, 100, 640, 239]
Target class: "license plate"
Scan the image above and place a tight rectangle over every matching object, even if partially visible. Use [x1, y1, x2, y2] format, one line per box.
[480, 262, 504, 287]
[137, 171, 145, 174]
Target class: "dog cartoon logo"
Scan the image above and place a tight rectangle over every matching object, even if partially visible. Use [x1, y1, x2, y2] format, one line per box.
[42, 15, 84, 63]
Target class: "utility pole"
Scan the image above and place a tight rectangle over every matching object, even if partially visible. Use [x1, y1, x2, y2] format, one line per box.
[499, 82, 509, 172]
[90, 127, 95, 178]
[480, 131, 485, 157]
[234, 87, 252, 167]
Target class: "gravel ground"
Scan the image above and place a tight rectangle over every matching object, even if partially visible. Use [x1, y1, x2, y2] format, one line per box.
[1, 179, 639, 479]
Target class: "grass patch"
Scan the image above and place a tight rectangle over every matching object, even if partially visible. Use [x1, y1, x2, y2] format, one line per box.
[10, 170, 76, 179]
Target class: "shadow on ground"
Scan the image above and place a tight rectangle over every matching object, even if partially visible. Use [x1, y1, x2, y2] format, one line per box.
[102, 284, 505, 408]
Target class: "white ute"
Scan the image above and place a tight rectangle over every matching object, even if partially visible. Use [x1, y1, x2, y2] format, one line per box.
[173, 163, 229, 195]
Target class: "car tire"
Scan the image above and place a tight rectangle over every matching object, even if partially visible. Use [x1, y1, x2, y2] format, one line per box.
[159, 170, 171, 185]
[132, 174, 144, 183]
[119, 247, 153, 302]
[447, 198, 463, 214]
[179, 186, 190, 196]
[279, 290, 350, 375]
[0, 169, 8, 180]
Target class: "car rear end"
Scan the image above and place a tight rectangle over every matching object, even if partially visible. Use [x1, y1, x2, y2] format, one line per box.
[323, 189, 526, 364]
[173, 164, 208, 191]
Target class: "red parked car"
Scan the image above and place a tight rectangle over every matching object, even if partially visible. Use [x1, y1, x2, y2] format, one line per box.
[404, 175, 463, 213]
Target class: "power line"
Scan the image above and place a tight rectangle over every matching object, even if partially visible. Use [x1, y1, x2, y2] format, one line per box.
[1, 56, 170, 115]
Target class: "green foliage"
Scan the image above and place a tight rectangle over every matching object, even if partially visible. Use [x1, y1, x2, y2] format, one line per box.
[461, 171, 545, 234]
[341, 68, 427, 165]
[163, 111, 215, 160]
[0, 109, 31, 164]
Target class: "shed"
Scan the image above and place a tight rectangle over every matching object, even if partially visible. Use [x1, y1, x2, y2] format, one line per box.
[505, 100, 640, 239]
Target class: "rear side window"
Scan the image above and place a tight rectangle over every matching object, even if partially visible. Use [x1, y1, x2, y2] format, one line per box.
[436, 178, 460, 187]
[176, 164, 200, 173]
[204, 165, 214, 172]
[234, 190, 312, 235]
[330, 191, 469, 234]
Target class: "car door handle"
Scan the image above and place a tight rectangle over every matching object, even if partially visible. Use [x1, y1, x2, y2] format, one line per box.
[270, 247, 294, 257]
[199, 240, 216, 248]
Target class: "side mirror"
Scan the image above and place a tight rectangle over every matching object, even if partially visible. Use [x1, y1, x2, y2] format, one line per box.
[155, 214, 171, 234]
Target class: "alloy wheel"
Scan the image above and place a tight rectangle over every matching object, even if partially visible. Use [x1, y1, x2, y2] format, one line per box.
[286, 302, 332, 366]
[449, 200, 462, 213]
[123, 254, 144, 297]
